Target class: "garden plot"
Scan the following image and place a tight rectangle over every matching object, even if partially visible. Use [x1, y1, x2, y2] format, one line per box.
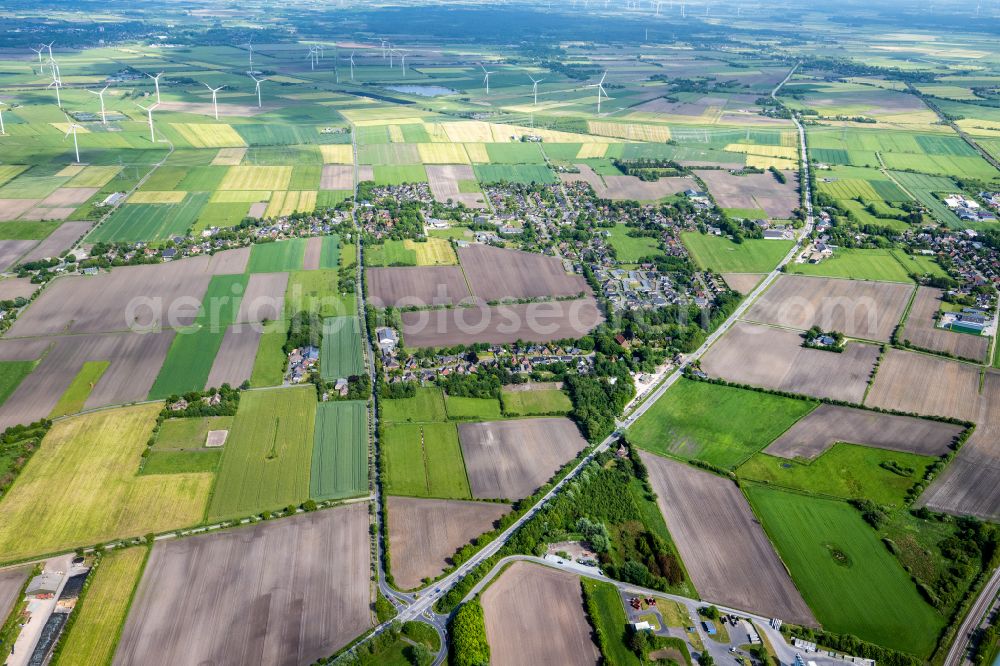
[400, 298, 603, 347]
[113, 505, 370, 666]
[482, 562, 600, 666]
[458, 417, 587, 500]
[425, 165, 486, 208]
[387, 496, 510, 589]
[764, 403, 962, 459]
[743, 275, 913, 342]
[0, 330, 176, 431]
[204, 325, 261, 389]
[640, 452, 816, 626]
[900, 287, 990, 361]
[457, 244, 590, 302]
[865, 348, 982, 421]
[367, 266, 471, 308]
[701, 321, 880, 403]
[695, 169, 799, 218]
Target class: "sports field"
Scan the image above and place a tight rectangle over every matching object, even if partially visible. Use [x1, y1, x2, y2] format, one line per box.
[320, 316, 365, 380]
[745, 486, 944, 656]
[53, 546, 148, 666]
[628, 378, 817, 469]
[311, 401, 368, 500]
[737, 443, 935, 505]
[207, 387, 317, 520]
[0, 404, 212, 561]
[682, 233, 793, 273]
[381, 421, 471, 499]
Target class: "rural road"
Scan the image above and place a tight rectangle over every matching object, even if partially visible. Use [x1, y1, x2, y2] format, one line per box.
[944, 565, 1000, 666]
[342, 64, 818, 664]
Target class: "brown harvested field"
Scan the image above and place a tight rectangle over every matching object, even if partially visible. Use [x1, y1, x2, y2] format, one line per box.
[457, 245, 591, 302]
[6, 253, 247, 337]
[481, 561, 600, 666]
[744, 275, 913, 342]
[387, 497, 510, 589]
[320, 165, 353, 190]
[236, 272, 288, 323]
[367, 266, 471, 308]
[302, 237, 322, 270]
[400, 297, 603, 347]
[39, 187, 98, 206]
[900, 287, 990, 361]
[248, 201, 268, 218]
[357, 165, 375, 181]
[113, 504, 370, 666]
[205, 325, 261, 389]
[0, 240, 38, 271]
[918, 425, 1000, 522]
[0, 566, 30, 620]
[640, 452, 817, 625]
[864, 348, 981, 421]
[695, 169, 799, 218]
[764, 404, 962, 460]
[18, 221, 93, 264]
[205, 247, 251, 274]
[458, 417, 588, 500]
[701, 321, 879, 402]
[0, 277, 37, 301]
[426, 165, 486, 208]
[0, 200, 39, 221]
[0, 330, 176, 430]
[559, 164, 696, 201]
[722, 273, 764, 295]
[21, 206, 75, 221]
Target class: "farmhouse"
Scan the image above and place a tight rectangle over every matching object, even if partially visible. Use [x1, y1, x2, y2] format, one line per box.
[376, 327, 398, 352]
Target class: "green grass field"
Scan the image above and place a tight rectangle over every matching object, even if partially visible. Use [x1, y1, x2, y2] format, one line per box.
[373, 165, 428, 185]
[0, 404, 212, 561]
[500, 389, 572, 416]
[140, 450, 222, 475]
[443, 394, 502, 420]
[582, 578, 641, 666]
[285, 269, 355, 318]
[207, 387, 316, 520]
[320, 316, 365, 380]
[318, 234, 340, 269]
[149, 274, 248, 398]
[381, 421, 470, 499]
[628, 378, 816, 469]
[311, 401, 368, 500]
[248, 238, 308, 273]
[890, 250, 948, 278]
[89, 192, 210, 242]
[745, 486, 944, 656]
[736, 443, 934, 505]
[153, 416, 234, 450]
[607, 225, 663, 263]
[51, 547, 148, 666]
[682, 232, 793, 273]
[49, 361, 109, 418]
[0, 220, 60, 240]
[787, 248, 913, 282]
[250, 321, 287, 387]
[364, 240, 418, 267]
[0, 360, 35, 408]
[381, 387, 448, 423]
[473, 164, 557, 184]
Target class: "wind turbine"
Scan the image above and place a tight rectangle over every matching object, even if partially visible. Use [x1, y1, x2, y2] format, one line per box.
[250, 74, 266, 108]
[380, 38, 388, 59]
[349, 50, 355, 81]
[0, 102, 6, 136]
[203, 83, 224, 120]
[88, 84, 110, 124]
[246, 41, 255, 74]
[64, 117, 82, 163]
[30, 45, 45, 74]
[147, 72, 163, 104]
[480, 63, 493, 96]
[528, 74, 543, 106]
[44, 41, 54, 61]
[48, 72, 63, 108]
[588, 72, 608, 114]
[307, 46, 318, 70]
[399, 52, 408, 77]
[136, 101, 158, 142]
[389, 48, 395, 68]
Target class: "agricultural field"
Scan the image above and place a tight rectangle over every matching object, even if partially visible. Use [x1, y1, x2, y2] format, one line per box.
[387, 496, 510, 589]
[744, 274, 913, 341]
[639, 452, 816, 626]
[248, 238, 307, 273]
[865, 348, 983, 421]
[681, 233, 793, 273]
[320, 316, 365, 380]
[458, 418, 588, 500]
[381, 422, 471, 499]
[628, 378, 817, 469]
[0, 404, 212, 562]
[900, 286, 991, 361]
[499, 387, 572, 416]
[380, 386, 448, 424]
[367, 266, 471, 308]
[746, 486, 945, 656]
[481, 562, 600, 666]
[787, 249, 915, 283]
[207, 387, 316, 520]
[443, 394, 503, 421]
[456, 244, 590, 302]
[114, 506, 370, 666]
[311, 401, 368, 501]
